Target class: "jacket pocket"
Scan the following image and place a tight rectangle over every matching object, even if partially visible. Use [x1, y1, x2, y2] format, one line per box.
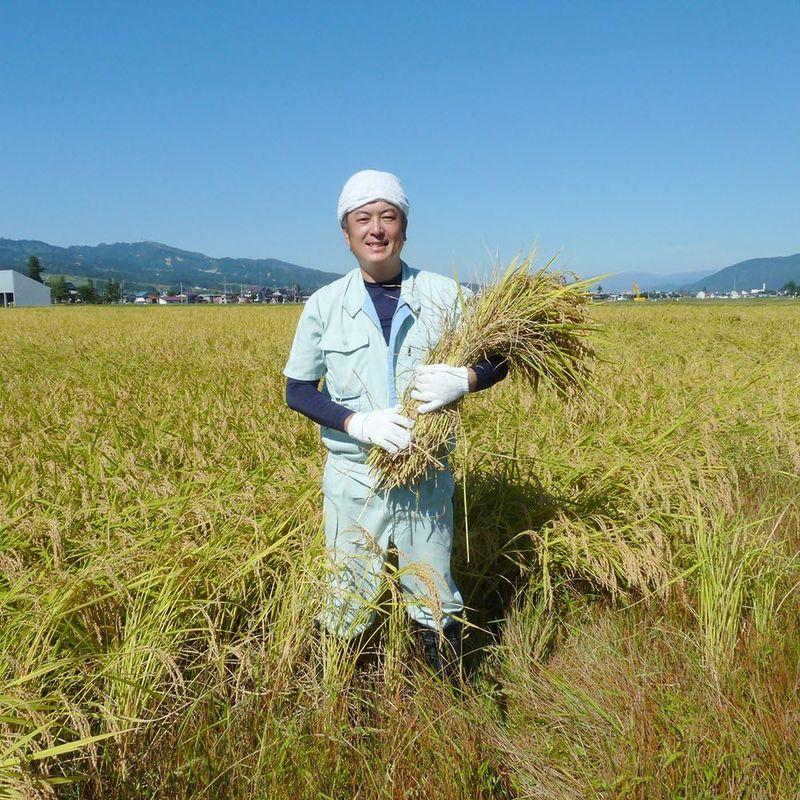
[318, 329, 372, 403]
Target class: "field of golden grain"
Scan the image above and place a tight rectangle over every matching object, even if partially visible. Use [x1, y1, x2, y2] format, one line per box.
[1, 301, 799, 799]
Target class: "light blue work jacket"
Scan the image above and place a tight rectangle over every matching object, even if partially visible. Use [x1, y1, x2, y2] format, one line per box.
[284, 260, 470, 489]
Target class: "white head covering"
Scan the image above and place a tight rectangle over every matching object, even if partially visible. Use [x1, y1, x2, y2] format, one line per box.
[337, 169, 409, 227]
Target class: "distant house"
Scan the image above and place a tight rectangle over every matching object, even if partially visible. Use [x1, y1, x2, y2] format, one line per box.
[235, 286, 289, 303]
[158, 295, 182, 305]
[134, 291, 159, 304]
[240, 285, 269, 303]
[0, 270, 52, 307]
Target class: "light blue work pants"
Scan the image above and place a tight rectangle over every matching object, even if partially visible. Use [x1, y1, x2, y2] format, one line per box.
[319, 455, 463, 639]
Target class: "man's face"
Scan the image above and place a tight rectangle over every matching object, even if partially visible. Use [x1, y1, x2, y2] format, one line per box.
[342, 200, 407, 271]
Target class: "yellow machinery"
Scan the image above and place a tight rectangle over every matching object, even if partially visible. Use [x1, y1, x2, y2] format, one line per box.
[632, 282, 647, 302]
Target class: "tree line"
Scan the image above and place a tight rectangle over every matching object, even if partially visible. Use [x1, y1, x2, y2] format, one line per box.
[24, 255, 122, 304]
[781, 281, 799, 297]
[48, 275, 122, 304]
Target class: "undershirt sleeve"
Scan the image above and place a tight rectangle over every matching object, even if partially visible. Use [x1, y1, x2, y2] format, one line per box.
[285, 377, 353, 433]
[469, 354, 509, 392]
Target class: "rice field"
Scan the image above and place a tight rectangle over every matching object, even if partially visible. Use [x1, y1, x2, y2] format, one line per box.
[1, 300, 799, 799]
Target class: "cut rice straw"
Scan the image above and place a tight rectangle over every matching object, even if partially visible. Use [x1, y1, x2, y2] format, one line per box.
[369, 253, 600, 489]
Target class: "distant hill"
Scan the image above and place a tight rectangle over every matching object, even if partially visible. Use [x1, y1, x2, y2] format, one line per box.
[596, 270, 714, 293]
[683, 253, 800, 293]
[0, 238, 343, 292]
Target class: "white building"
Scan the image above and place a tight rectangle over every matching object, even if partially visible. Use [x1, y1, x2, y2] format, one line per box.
[0, 270, 52, 307]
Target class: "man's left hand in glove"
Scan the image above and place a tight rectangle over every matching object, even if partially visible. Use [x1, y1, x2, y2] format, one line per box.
[410, 364, 474, 414]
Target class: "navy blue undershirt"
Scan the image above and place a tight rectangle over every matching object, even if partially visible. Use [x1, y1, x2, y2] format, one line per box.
[364, 271, 402, 342]
[285, 271, 508, 432]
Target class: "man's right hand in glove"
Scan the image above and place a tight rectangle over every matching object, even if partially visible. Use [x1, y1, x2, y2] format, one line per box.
[345, 406, 414, 454]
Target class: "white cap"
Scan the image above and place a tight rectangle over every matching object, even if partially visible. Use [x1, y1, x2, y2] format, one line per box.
[337, 169, 409, 227]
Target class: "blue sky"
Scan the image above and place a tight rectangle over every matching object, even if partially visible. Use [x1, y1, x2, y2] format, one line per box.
[2, 1, 798, 279]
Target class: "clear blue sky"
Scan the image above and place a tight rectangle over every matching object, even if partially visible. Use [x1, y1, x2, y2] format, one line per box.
[2, 1, 798, 279]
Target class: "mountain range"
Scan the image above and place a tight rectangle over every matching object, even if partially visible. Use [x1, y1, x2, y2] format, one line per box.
[0, 238, 342, 292]
[682, 253, 800, 293]
[591, 253, 799, 294]
[1, 238, 798, 295]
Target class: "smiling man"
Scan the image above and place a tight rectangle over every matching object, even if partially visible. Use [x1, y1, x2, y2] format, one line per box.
[283, 169, 507, 677]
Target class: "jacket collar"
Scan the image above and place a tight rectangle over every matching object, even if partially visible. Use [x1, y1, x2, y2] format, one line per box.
[342, 259, 420, 317]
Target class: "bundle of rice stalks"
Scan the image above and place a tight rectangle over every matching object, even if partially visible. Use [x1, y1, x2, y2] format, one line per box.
[369, 255, 599, 488]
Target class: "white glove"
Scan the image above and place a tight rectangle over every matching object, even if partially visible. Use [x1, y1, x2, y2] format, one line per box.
[410, 364, 470, 414]
[346, 406, 414, 454]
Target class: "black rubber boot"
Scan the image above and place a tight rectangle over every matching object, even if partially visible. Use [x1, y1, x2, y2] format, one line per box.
[414, 621, 463, 682]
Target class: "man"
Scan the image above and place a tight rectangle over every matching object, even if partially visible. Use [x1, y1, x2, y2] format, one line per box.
[283, 170, 507, 675]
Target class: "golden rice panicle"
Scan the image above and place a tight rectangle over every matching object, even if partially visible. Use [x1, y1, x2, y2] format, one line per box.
[369, 255, 598, 488]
